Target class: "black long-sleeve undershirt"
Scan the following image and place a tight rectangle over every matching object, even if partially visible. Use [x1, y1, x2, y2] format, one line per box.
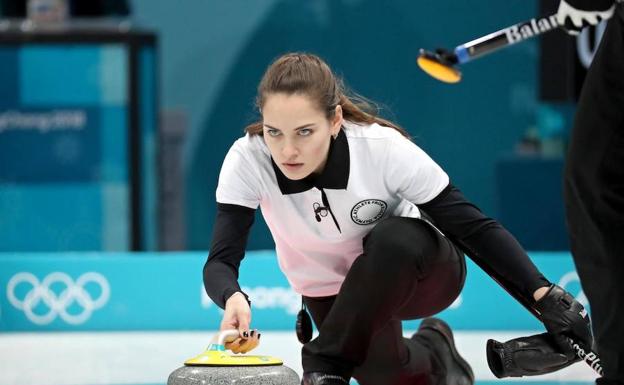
[203, 203, 255, 308]
[418, 184, 550, 301]
[203, 183, 549, 309]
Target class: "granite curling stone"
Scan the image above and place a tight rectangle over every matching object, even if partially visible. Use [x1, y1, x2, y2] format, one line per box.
[167, 329, 300, 385]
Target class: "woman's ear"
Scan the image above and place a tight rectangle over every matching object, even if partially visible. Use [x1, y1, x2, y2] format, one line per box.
[331, 105, 343, 135]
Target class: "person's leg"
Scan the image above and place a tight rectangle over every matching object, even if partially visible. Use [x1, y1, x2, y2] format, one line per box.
[354, 240, 471, 385]
[564, 9, 624, 383]
[301, 217, 467, 384]
[303, 297, 416, 384]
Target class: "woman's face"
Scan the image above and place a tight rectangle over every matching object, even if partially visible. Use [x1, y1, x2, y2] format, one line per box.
[262, 93, 342, 180]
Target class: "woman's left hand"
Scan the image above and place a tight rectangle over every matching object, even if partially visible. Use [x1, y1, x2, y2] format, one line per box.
[533, 284, 593, 359]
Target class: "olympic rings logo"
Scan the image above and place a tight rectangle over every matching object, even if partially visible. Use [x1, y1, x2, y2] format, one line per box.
[7, 272, 110, 325]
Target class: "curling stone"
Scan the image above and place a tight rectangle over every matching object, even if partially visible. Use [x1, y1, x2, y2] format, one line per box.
[167, 329, 300, 385]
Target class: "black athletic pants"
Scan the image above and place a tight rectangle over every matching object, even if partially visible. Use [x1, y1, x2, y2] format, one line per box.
[301, 216, 466, 385]
[563, 7, 624, 383]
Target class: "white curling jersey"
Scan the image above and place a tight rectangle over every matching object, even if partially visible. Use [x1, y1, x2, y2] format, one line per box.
[216, 121, 449, 297]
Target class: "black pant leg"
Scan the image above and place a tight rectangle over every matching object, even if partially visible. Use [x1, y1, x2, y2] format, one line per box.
[304, 296, 428, 385]
[301, 217, 465, 383]
[563, 9, 624, 382]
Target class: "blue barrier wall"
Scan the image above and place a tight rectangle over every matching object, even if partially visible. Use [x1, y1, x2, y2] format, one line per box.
[0, 251, 585, 332]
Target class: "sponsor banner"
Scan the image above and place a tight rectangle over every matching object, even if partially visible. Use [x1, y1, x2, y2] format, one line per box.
[0, 251, 584, 331]
[0, 43, 156, 252]
[0, 108, 101, 183]
[0, 45, 127, 184]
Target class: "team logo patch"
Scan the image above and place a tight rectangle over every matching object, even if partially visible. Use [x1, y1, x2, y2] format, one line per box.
[351, 199, 387, 225]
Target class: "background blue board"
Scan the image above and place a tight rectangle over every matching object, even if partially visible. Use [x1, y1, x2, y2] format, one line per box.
[0, 251, 584, 332]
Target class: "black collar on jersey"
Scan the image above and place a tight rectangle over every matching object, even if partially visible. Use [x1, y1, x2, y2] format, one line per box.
[271, 128, 350, 195]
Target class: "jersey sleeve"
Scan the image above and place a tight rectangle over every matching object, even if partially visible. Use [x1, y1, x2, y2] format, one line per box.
[384, 135, 449, 204]
[216, 140, 262, 209]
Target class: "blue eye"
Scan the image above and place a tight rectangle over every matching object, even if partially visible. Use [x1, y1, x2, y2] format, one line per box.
[298, 128, 312, 136]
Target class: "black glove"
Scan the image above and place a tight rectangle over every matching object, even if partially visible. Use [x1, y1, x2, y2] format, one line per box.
[486, 333, 579, 378]
[533, 284, 593, 359]
[556, 0, 616, 35]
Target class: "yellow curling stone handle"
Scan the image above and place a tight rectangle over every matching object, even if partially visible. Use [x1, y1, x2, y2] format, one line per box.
[184, 329, 283, 366]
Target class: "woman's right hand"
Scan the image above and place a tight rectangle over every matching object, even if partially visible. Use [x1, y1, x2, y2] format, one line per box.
[220, 292, 261, 353]
[533, 284, 592, 359]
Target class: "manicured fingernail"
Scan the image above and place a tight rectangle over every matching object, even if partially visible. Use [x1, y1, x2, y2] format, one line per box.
[242, 331, 249, 338]
[250, 330, 255, 337]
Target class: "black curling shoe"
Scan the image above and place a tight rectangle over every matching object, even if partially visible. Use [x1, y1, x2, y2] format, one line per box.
[301, 372, 350, 385]
[412, 317, 474, 385]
